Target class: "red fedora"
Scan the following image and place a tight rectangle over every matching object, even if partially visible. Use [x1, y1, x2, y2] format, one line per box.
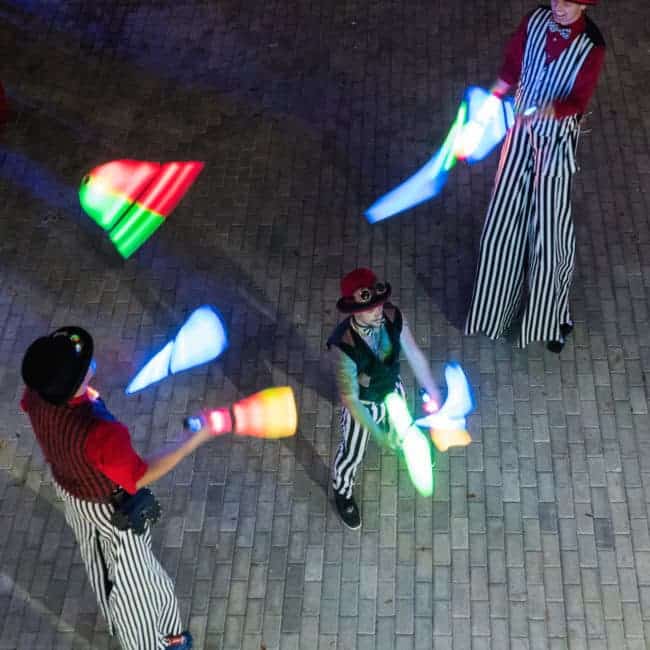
[336, 268, 392, 314]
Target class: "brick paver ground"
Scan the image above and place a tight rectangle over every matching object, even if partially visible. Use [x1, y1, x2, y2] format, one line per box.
[0, 1, 649, 648]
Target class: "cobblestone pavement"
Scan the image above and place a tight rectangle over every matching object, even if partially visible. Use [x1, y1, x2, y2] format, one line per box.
[0, 1, 649, 648]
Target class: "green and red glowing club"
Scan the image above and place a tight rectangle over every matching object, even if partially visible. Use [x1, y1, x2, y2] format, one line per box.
[365, 87, 515, 223]
[364, 101, 466, 224]
[79, 159, 204, 258]
[384, 392, 435, 497]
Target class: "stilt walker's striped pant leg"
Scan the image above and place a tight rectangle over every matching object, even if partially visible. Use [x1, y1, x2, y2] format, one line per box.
[56, 485, 183, 650]
[519, 168, 575, 347]
[110, 525, 183, 650]
[332, 383, 405, 500]
[465, 125, 536, 339]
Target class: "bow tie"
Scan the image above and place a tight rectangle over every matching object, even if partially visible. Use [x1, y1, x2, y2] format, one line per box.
[548, 21, 571, 40]
[352, 318, 382, 338]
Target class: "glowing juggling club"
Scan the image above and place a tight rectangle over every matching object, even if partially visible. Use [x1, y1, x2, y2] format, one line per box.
[365, 87, 515, 223]
[415, 363, 474, 453]
[79, 159, 204, 258]
[183, 386, 298, 440]
[365, 102, 466, 224]
[125, 305, 228, 394]
[384, 392, 435, 497]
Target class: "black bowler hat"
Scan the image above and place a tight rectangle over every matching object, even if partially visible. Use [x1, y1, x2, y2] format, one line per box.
[21, 326, 94, 405]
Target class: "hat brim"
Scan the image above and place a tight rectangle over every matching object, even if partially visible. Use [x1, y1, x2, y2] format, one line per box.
[336, 283, 392, 314]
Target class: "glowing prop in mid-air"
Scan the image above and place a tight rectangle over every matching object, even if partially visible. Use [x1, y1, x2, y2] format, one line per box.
[79, 159, 204, 257]
[184, 386, 298, 439]
[416, 363, 474, 452]
[125, 305, 227, 394]
[385, 392, 435, 497]
[365, 87, 515, 223]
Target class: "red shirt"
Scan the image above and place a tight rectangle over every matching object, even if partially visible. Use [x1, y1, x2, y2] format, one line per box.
[498, 12, 605, 118]
[22, 388, 148, 494]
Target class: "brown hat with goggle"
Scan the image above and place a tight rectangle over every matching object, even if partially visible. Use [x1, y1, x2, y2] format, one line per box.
[336, 268, 392, 314]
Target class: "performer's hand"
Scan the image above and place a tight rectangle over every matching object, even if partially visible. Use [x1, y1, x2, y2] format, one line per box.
[518, 103, 555, 125]
[385, 424, 401, 451]
[193, 421, 217, 444]
[374, 424, 399, 451]
[538, 104, 556, 120]
[422, 386, 442, 414]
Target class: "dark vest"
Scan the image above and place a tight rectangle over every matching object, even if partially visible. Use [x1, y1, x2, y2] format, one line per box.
[22, 388, 119, 503]
[327, 303, 402, 403]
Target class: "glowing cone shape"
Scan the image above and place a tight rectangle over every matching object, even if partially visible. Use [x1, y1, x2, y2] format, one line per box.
[125, 341, 174, 395]
[384, 392, 434, 497]
[454, 88, 515, 162]
[125, 305, 228, 394]
[184, 387, 298, 439]
[364, 86, 515, 223]
[79, 159, 204, 257]
[415, 363, 474, 452]
[169, 306, 228, 374]
[365, 101, 466, 224]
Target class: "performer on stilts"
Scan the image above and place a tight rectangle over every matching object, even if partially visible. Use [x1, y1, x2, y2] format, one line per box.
[20, 327, 217, 649]
[464, 0, 605, 352]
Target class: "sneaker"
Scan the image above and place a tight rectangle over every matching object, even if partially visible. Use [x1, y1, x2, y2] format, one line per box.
[334, 493, 361, 529]
[163, 631, 193, 649]
[546, 340, 564, 354]
[560, 322, 574, 338]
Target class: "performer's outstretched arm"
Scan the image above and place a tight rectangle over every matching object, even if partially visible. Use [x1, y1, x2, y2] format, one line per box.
[136, 425, 213, 489]
[400, 320, 441, 410]
[494, 12, 530, 94]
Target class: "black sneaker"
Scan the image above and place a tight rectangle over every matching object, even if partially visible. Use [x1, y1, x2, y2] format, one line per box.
[546, 340, 564, 354]
[560, 322, 574, 338]
[334, 493, 361, 529]
[547, 323, 573, 354]
[163, 631, 193, 649]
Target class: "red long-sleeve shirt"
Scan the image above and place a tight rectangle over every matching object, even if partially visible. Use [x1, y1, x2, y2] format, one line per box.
[21, 388, 148, 494]
[498, 12, 605, 118]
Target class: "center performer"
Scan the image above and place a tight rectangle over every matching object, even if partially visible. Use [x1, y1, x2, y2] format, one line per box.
[327, 268, 441, 529]
[464, 0, 605, 352]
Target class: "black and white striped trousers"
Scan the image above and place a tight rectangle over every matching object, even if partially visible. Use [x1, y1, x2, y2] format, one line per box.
[55, 484, 183, 650]
[465, 124, 576, 348]
[332, 383, 406, 499]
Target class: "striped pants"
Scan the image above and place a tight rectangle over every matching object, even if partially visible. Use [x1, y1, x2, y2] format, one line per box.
[332, 383, 406, 499]
[55, 484, 183, 650]
[465, 124, 576, 348]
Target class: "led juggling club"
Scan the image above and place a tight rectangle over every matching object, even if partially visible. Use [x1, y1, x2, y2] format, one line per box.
[384, 392, 435, 497]
[79, 159, 204, 258]
[125, 305, 228, 394]
[184, 386, 298, 440]
[364, 87, 515, 223]
[365, 101, 466, 224]
[416, 363, 474, 452]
